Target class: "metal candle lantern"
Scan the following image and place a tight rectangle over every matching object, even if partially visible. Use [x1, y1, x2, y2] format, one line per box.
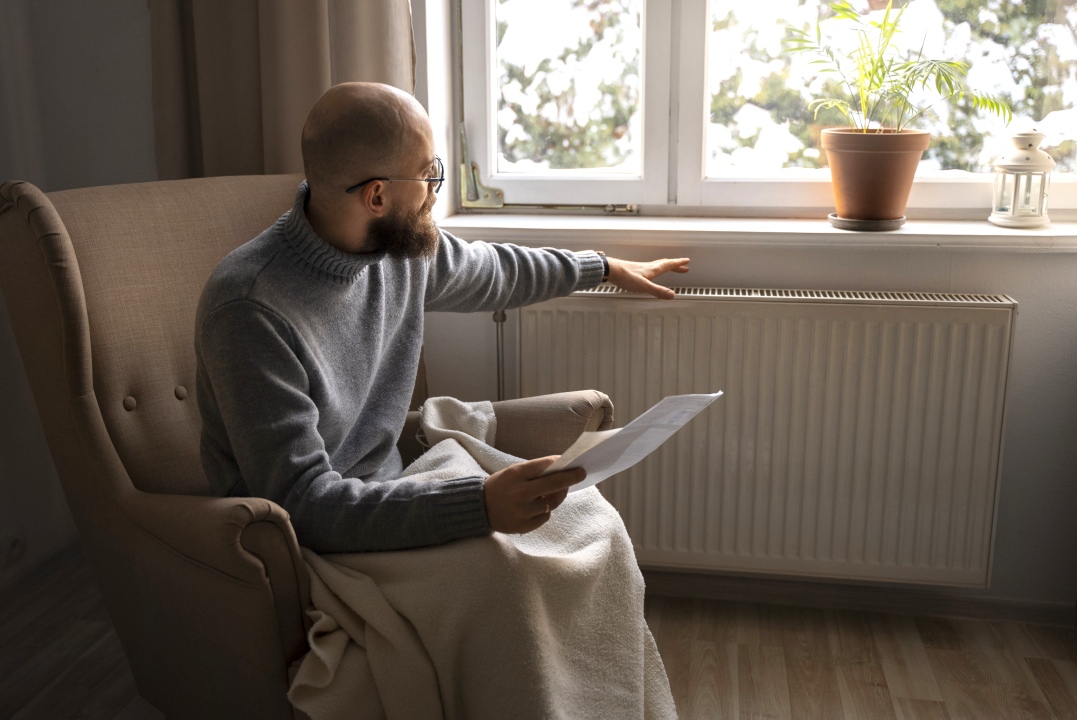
[989, 130, 1055, 228]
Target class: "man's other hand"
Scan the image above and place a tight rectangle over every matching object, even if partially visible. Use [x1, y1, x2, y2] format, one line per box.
[607, 257, 690, 300]
[483, 456, 584, 534]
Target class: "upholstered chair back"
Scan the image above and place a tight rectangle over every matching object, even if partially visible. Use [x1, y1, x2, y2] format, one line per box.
[0, 174, 608, 720]
[0, 176, 317, 720]
[2, 175, 302, 496]
[0, 174, 445, 720]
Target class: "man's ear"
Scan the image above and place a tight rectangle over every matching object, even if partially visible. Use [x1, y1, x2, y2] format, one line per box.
[362, 181, 389, 217]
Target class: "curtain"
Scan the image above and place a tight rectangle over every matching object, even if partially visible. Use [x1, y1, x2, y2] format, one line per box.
[149, 0, 416, 179]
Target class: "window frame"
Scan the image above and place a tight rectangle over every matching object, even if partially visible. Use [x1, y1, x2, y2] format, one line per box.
[460, 0, 672, 206]
[458, 0, 1077, 217]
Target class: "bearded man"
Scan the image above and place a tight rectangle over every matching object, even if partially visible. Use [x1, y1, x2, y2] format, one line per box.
[195, 82, 687, 718]
[195, 82, 689, 554]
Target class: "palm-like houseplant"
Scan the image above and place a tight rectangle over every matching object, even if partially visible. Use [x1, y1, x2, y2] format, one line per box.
[785, 0, 1012, 228]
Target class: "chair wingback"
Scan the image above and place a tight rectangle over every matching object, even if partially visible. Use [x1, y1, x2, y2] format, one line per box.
[0, 175, 303, 496]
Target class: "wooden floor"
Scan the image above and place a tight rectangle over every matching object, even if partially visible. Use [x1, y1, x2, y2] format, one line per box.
[0, 547, 163, 720]
[2, 546, 1076, 720]
[646, 595, 1077, 719]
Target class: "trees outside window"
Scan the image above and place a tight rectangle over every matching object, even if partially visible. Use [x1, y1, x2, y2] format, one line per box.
[466, 0, 1076, 208]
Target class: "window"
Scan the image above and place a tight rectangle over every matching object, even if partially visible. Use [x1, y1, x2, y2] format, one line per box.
[459, 0, 1077, 214]
[461, 0, 671, 204]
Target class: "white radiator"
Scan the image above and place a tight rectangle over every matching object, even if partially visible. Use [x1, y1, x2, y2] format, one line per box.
[518, 286, 1016, 587]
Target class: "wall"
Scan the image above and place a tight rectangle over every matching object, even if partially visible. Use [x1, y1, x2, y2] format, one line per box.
[0, 0, 157, 192]
[415, 0, 1077, 614]
[0, 0, 157, 591]
[0, 0, 1072, 614]
[425, 233, 1077, 610]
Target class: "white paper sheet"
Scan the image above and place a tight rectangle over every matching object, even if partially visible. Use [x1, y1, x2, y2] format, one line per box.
[543, 391, 724, 492]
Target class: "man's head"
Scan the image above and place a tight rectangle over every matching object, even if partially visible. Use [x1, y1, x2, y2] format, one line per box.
[301, 82, 440, 257]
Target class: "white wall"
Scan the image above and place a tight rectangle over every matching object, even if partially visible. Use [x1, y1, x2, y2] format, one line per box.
[0, 0, 156, 591]
[425, 237, 1077, 608]
[415, 0, 1077, 612]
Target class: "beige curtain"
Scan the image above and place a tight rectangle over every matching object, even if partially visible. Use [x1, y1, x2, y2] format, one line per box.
[149, 0, 416, 179]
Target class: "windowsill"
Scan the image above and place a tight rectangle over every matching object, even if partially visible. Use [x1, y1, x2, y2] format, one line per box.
[439, 213, 1077, 252]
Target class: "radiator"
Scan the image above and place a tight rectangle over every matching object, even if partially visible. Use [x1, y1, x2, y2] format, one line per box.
[518, 286, 1016, 587]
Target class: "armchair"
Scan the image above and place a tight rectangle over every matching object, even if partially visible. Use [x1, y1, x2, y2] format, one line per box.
[0, 175, 613, 720]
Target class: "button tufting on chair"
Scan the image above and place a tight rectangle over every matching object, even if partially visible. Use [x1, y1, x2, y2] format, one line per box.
[175, 386, 188, 400]
[0, 175, 616, 720]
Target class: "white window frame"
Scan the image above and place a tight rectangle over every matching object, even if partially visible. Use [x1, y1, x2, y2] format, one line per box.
[460, 0, 1077, 217]
[460, 0, 672, 206]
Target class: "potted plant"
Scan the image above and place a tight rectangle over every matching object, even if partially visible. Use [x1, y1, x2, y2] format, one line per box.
[785, 0, 1012, 229]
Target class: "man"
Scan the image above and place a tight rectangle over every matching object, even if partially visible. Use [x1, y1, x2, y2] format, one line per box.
[197, 81, 684, 718]
[196, 81, 689, 554]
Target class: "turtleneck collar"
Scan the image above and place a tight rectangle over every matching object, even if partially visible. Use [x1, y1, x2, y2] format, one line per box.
[279, 180, 386, 285]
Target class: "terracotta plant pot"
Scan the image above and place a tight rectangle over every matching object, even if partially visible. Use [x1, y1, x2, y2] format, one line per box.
[821, 128, 930, 224]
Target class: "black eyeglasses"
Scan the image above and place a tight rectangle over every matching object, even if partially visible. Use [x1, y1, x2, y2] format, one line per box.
[345, 155, 444, 195]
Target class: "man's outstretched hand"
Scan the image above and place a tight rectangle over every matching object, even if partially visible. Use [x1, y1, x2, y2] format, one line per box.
[484, 456, 584, 534]
[607, 257, 690, 300]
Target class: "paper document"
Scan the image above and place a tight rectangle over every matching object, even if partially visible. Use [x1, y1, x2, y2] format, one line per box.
[544, 391, 723, 492]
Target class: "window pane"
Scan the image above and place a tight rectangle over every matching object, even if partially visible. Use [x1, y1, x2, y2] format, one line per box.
[706, 0, 1077, 177]
[495, 0, 643, 175]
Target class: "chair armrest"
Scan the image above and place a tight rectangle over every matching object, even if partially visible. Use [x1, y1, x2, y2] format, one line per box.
[118, 490, 310, 660]
[492, 390, 614, 459]
[120, 491, 295, 581]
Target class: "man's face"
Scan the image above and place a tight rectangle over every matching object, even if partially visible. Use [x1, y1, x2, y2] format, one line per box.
[365, 185, 440, 259]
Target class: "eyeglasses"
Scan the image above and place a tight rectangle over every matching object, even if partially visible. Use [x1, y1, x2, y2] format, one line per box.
[345, 155, 444, 195]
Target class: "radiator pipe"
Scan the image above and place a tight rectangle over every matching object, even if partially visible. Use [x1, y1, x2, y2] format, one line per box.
[493, 310, 506, 401]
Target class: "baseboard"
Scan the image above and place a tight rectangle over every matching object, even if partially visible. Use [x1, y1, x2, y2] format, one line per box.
[642, 568, 1076, 628]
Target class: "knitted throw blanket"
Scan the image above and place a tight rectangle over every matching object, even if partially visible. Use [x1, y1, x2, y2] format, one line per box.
[287, 397, 677, 720]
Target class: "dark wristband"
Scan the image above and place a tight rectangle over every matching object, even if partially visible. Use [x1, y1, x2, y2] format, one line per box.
[596, 251, 610, 281]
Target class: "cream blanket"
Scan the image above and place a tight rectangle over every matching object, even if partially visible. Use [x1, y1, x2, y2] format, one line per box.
[288, 397, 676, 720]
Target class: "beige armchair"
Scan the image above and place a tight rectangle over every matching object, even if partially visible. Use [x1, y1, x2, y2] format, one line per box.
[0, 176, 613, 720]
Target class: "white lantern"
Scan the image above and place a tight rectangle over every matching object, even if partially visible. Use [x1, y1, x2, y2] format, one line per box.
[989, 130, 1055, 228]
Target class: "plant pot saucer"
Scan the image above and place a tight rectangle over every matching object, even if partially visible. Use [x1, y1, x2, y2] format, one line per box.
[828, 213, 906, 232]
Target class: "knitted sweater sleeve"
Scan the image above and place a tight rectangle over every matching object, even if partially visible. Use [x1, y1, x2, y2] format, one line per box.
[197, 299, 491, 553]
[423, 229, 605, 312]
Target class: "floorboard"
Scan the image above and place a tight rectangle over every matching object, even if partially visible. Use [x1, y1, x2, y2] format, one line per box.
[3, 546, 1077, 719]
[781, 606, 844, 720]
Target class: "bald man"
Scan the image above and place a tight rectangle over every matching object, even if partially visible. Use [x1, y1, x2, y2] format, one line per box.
[195, 82, 689, 553]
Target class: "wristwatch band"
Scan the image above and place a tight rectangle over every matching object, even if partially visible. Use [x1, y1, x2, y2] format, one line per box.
[595, 251, 610, 282]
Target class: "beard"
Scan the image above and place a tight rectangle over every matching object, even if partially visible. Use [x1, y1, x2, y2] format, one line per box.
[366, 193, 440, 259]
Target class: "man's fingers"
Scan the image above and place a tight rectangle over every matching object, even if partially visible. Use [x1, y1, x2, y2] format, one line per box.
[531, 494, 552, 518]
[666, 258, 691, 273]
[485, 457, 578, 534]
[606, 257, 688, 300]
[645, 258, 690, 278]
[530, 467, 585, 496]
[643, 279, 676, 299]
[629, 274, 676, 299]
[503, 455, 558, 480]
[530, 487, 570, 516]
[658, 257, 691, 270]
[546, 488, 569, 512]
[640, 259, 688, 298]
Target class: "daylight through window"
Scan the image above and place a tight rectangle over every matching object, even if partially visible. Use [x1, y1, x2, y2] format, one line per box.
[462, 0, 1077, 210]
[706, 0, 1077, 177]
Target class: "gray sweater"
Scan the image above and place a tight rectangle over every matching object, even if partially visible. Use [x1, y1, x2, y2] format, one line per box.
[195, 182, 604, 553]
